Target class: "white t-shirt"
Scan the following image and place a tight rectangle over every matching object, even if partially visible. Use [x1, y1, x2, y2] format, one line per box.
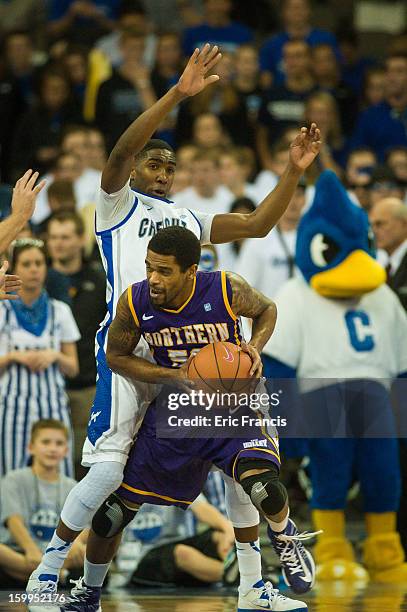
[237, 229, 298, 299]
[263, 277, 407, 385]
[174, 185, 234, 216]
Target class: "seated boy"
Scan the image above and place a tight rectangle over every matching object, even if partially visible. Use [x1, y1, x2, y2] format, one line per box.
[0, 419, 88, 589]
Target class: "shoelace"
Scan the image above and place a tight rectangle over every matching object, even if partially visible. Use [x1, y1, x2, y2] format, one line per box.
[275, 530, 322, 575]
[68, 576, 92, 602]
[32, 580, 56, 593]
[260, 582, 291, 605]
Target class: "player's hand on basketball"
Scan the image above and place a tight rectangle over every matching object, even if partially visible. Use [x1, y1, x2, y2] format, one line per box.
[11, 169, 46, 222]
[0, 261, 21, 301]
[176, 44, 222, 98]
[240, 342, 262, 378]
[289, 123, 322, 172]
[174, 360, 196, 392]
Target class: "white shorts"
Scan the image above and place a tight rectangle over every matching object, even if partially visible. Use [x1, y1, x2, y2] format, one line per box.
[82, 337, 159, 467]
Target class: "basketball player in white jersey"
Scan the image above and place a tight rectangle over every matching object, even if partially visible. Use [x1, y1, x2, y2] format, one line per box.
[28, 44, 321, 600]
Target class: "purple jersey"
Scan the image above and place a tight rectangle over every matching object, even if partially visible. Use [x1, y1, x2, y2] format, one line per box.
[128, 271, 242, 367]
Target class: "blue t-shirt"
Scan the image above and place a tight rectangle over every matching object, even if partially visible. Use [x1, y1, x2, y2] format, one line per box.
[48, 0, 120, 22]
[260, 28, 338, 83]
[350, 101, 407, 162]
[183, 22, 253, 56]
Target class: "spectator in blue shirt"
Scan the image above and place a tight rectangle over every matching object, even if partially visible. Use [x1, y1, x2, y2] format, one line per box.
[259, 0, 338, 87]
[350, 51, 407, 162]
[47, 0, 121, 44]
[182, 0, 253, 57]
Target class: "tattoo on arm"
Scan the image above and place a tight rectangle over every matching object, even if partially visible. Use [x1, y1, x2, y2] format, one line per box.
[227, 272, 272, 319]
[107, 290, 141, 357]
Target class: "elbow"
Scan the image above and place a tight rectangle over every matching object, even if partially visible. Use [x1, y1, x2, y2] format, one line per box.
[247, 213, 270, 238]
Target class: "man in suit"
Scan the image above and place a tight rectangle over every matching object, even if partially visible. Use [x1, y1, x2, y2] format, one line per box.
[370, 197, 407, 308]
[370, 197, 407, 553]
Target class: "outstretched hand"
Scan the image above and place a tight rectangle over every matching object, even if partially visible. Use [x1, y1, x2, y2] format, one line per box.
[176, 44, 222, 98]
[289, 123, 322, 172]
[11, 169, 46, 223]
[0, 261, 21, 301]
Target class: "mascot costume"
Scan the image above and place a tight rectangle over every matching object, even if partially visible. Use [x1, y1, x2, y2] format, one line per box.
[263, 170, 407, 582]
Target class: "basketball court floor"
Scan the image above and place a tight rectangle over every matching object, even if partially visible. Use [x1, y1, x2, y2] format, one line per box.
[3, 583, 407, 611]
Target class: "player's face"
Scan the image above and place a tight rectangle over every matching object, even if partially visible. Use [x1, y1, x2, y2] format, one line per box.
[131, 149, 176, 198]
[146, 250, 196, 308]
[29, 429, 68, 469]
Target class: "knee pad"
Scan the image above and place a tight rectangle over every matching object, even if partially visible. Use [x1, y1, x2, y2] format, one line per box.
[237, 458, 287, 517]
[92, 493, 137, 538]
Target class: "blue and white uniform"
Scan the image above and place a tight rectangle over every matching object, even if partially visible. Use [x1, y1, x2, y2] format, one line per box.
[0, 300, 80, 477]
[82, 183, 214, 467]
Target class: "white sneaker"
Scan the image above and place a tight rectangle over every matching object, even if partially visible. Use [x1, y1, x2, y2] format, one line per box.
[26, 570, 59, 611]
[238, 581, 308, 611]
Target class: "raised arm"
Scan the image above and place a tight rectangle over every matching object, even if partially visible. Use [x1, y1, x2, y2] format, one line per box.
[210, 124, 321, 243]
[0, 170, 45, 254]
[227, 272, 277, 376]
[101, 44, 222, 194]
[106, 289, 183, 385]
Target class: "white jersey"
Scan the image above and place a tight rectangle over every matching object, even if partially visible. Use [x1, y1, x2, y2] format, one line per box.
[95, 183, 214, 343]
[263, 277, 407, 386]
[82, 183, 214, 467]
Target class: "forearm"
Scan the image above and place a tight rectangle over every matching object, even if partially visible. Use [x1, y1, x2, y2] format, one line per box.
[249, 163, 302, 237]
[7, 516, 39, 553]
[193, 502, 232, 533]
[56, 352, 78, 378]
[107, 352, 178, 384]
[0, 354, 13, 370]
[250, 303, 277, 353]
[110, 86, 183, 162]
[0, 213, 28, 253]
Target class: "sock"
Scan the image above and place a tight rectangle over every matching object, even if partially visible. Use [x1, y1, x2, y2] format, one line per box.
[84, 557, 111, 587]
[267, 509, 290, 534]
[36, 532, 73, 577]
[236, 539, 262, 593]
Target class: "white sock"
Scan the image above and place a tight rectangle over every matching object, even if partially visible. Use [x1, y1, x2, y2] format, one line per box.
[267, 509, 289, 534]
[36, 532, 73, 576]
[84, 557, 111, 587]
[236, 539, 262, 593]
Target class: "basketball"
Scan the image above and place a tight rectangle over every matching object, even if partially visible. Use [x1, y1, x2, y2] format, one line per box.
[187, 341, 253, 393]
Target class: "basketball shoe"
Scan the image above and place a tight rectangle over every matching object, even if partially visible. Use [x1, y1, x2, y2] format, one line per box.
[238, 580, 307, 611]
[268, 519, 319, 594]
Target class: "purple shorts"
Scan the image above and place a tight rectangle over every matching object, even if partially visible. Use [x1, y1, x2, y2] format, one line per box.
[117, 417, 281, 510]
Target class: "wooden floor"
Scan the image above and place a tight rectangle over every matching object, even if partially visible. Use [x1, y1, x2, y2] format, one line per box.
[100, 584, 407, 611]
[2, 583, 407, 611]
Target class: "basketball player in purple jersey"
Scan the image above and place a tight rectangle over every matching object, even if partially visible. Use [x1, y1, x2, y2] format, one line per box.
[77, 227, 317, 612]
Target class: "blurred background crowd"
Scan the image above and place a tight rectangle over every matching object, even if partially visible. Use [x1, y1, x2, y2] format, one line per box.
[0, 0, 407, 592]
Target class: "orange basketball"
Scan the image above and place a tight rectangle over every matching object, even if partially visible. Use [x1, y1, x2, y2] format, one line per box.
[187, 341, 253, 394]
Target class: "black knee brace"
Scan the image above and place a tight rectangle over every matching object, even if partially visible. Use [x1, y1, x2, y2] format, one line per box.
[92, 493, 137, 538]
[237, 458, 288, 516]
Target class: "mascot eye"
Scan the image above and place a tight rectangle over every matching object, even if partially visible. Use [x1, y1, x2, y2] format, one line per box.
[310, 233, 340, 267]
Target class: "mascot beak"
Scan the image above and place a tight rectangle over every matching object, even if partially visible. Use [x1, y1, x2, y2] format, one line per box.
[311, 250, 386, 298]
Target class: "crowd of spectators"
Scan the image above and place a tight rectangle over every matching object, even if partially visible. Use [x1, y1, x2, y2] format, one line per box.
[0, 0, 407, 589]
